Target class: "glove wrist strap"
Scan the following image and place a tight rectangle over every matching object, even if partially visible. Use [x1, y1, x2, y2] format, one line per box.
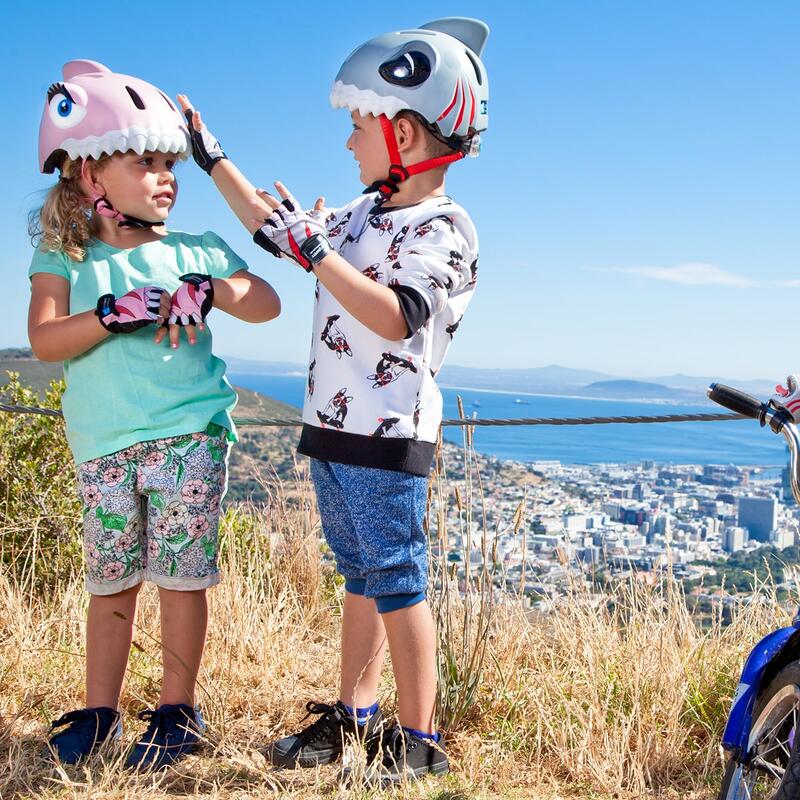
[298, 233, 333, 272]
[95, 294, 116, 332]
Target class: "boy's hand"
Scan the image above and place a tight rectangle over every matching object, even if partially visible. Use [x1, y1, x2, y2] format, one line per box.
[770, 374, 800, 421]
[95, 287, 168, 334]
[177, 94, 227, 175]
[252, 182, 330, 272]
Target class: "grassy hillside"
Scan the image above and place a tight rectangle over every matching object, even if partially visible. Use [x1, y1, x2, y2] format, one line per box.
[0, 348, 302, 503]
[0, 366, 777, 799]
[0, 347, 62, 396]
[227, 385, 302, 502]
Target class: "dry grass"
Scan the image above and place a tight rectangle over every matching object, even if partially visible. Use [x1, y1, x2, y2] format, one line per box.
[0, 409, 791, 799]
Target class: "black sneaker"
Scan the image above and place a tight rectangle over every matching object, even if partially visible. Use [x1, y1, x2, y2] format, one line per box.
[367, 725, 448, 785]
[125, 703, 205, 772]
[266, 700, 383, 768]
[47, 706, 121, 764]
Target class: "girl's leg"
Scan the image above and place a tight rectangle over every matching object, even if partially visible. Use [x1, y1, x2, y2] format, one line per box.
[85, 584, 141, 708]
[158, 587, 208, 707]
[339, 590, 387, 709]
[381, 599, 437, 734]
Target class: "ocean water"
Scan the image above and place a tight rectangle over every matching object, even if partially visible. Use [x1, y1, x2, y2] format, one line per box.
[228, 372, 788, 467]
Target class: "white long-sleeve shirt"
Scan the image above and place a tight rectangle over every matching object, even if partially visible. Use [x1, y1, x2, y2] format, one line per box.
[297, 192, 478, 476]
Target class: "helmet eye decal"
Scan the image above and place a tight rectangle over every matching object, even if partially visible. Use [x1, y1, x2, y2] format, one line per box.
[379, 51, 431, 87]
[125, 86, 146, 110]
[46, 82, 87, 130]
[39, 60, 190, 174]
[329, 17, 488, 149]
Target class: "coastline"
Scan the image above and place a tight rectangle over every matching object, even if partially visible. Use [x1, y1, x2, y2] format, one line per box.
[438, 383, 710, 407]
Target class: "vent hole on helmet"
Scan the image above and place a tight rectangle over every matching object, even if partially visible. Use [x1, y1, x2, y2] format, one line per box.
[379, 51, 431, 87]
[465, 51, 483, 86]
[126, 86, 146, 110]
[159, 92, 177, 111]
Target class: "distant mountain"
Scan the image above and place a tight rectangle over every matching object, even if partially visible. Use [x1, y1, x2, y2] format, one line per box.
[437, 364, 616, 392]
[3, 348, 776, 404]
[644, 373, 774, 397]
[581, 380, 699, 401]
[437, 364, 773, 402]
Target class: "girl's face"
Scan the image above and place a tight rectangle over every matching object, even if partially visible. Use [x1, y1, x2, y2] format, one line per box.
[346, 112, 390, 186]
[92, 151, 178, 222]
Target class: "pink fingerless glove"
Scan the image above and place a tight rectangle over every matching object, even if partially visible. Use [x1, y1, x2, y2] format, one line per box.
[168, 273, 214, 327]
[95, 286, 166, 334]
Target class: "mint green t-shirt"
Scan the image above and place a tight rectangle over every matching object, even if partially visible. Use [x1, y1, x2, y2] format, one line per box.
[29, 231, 247, 464]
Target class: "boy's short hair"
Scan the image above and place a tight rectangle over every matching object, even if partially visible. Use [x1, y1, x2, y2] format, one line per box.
[396, 110, 459, 161]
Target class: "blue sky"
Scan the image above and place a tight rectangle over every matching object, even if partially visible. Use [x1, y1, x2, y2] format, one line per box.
[3, 1, 799, 379]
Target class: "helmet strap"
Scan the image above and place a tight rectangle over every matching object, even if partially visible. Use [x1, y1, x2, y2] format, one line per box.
[368, 114, 463, 204]
[80, 160, 165, 230]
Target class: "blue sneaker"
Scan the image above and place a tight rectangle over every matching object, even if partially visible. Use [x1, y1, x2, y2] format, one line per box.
[125, 703, 204, 771]
[47, 706, 121, 764]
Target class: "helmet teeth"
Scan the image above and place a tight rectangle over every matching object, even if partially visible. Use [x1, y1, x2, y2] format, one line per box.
[59, 127, 189, 163]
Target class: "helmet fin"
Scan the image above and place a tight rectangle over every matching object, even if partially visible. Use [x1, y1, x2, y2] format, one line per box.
[63, 60, 111, 80]
[421, 17, 489, 56]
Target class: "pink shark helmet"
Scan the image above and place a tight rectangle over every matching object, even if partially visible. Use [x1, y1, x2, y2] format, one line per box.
[39, 59, 190, 174]
[330, 17, 489, 203]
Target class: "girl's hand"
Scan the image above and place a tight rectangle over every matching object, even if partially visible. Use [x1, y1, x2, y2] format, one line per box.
[153, 274, 214, 349]
[177, 94, 227, 176]
[96, 287, 168, 334]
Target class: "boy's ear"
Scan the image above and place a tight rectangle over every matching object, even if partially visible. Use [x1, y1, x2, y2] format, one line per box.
[395, 116, 418, 152]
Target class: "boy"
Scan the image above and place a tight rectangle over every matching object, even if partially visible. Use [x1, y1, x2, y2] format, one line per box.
[182, 16, 489, 783]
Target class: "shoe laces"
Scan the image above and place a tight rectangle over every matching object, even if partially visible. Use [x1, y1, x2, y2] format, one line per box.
[137, 706, 192, 744]
[49, 709, 115, 744]
[296, 701, 345, 745]
[382, 726, 417, 763]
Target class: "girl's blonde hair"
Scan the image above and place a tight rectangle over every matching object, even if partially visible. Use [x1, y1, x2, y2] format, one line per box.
[28, 155, 110, 262]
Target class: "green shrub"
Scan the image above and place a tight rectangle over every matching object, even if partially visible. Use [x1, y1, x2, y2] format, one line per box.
[0, 372, 82, 581]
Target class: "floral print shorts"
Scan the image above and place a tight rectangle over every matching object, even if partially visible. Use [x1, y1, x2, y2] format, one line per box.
[76, 425, 230, 595]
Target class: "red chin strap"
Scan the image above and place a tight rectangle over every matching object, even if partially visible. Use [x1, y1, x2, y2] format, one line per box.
[372, 114, 464, 204]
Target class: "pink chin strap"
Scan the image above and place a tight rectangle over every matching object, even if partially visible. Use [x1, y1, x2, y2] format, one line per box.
[373, 114, 464, 203]
[79, 159, 164, 229]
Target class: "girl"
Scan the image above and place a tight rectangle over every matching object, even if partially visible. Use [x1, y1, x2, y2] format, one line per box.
[28, 60, 280, 770]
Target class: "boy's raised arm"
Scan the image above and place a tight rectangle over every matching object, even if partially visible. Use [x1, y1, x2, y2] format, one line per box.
[177, 95, 271, 235]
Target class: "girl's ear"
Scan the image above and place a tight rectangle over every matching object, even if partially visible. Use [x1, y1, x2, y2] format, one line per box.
[79, 159, 105, 198]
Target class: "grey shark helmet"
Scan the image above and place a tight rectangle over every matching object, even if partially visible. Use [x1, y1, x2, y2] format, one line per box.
[330, 17, 489, 203]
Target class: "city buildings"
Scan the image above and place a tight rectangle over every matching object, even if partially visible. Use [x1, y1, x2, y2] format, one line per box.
[434, 446, 799, 608]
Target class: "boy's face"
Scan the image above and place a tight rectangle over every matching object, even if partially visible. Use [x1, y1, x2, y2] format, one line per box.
[347, 112, 390, 187]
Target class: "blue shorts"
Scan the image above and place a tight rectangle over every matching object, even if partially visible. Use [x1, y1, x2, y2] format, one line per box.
[310, 458, 429, 613]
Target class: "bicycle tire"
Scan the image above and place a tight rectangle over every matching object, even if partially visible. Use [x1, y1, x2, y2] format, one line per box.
[718, 661, 800, 800]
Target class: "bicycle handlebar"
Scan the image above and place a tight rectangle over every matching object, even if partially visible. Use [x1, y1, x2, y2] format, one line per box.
[708, 381, 800, 506]
[707, 383, 765, 419]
